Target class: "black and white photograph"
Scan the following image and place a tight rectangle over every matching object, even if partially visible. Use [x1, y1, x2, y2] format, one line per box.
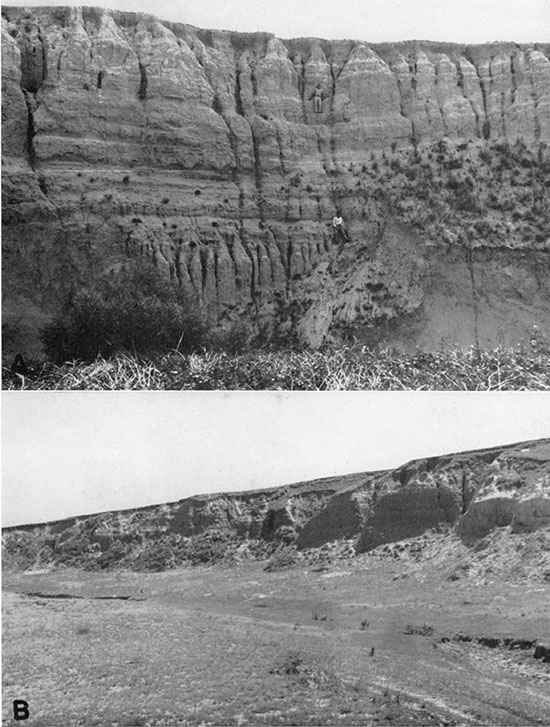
[1, 0, 549, 389]
[2, 0, 550, 725]
[2, 392, 550, 724]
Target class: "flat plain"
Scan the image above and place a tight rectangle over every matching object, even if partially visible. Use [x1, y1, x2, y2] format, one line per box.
[3, 556, 549, 726]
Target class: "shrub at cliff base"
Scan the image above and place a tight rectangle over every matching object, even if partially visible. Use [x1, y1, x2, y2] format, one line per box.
[185, 530, 240, 566]
[42, 265, 207, 363]
[2, 532, 42, 570]
[131, 541, 176, 572]
[96, 542, 131, 570]
[54, 534, 100, 568]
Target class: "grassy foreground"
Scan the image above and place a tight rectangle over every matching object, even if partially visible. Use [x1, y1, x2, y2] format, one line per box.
[3, 557, 550, 726]
[3, 345, 550, 390]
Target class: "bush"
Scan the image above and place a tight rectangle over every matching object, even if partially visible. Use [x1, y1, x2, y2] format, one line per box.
[187, 530, 235, 565]
[269, 651, 341, 692]
[55, 535, 99, 568]
[75, 623, 92, 635]
[404, 622, 434, 636]
[132, 541, 175, 571]
[264, 547, 297, 571]
[271, 651, 306, 675]
[2, 532, 41, 570]
[43, 265, 207, 363]
[96, 541, 130, 569]
[209, 320, 251, 354]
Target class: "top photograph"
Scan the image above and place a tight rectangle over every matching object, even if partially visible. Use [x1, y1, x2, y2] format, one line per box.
[2, 0, 550, 390]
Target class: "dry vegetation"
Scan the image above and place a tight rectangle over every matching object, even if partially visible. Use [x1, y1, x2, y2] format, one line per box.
[3, 138, 550, 389]
[3, 343, 550, 390]
[360, 138, 550, 250]
[3, 551, 550, 726]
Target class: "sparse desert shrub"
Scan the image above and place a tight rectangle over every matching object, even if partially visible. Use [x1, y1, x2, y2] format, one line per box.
[270, 651, 341, 692]
[96, 541, 130, 569]
[186, 530, 235, 565]
[404, 622, 434, 636]
[264, 547, 297, 571]
[2, 531, 41, 570]
[118, 715, 146, 727]
[132, 541, 175, 571]
[209, 320, 251, 354]
[289, 172, 302, 187]
[43, 264, 207, 363]
[55, 535, 99, 568]
[447, 176, 479, 212]
[272, 651, 305, 675]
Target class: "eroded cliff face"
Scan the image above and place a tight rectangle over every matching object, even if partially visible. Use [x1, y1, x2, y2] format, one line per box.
[2, 6, 550, 354]
[3, 439, 549, 570]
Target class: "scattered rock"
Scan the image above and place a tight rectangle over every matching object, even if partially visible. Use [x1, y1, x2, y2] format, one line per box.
[534, 643, 550, 662]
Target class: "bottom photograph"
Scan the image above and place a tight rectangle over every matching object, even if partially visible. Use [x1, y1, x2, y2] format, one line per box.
[2, 392, 550, 727]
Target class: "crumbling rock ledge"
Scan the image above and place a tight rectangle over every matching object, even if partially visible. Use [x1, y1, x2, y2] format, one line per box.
[2, 6, 550, 355]
[3, 439, 549, 571]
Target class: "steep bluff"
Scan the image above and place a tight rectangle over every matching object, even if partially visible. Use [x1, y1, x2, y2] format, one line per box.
[3, 439, 549, 571]
[2, 6, 550, 355]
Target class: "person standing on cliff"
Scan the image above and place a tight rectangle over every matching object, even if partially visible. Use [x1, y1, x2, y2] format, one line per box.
[309, 84, 326, 113]
[332, 209, 350, 249]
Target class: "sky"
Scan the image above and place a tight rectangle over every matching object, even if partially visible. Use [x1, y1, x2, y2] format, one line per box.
[3, 391, 550, 527]
[1, 1, 549, 529]
[4, 0, 549, 43]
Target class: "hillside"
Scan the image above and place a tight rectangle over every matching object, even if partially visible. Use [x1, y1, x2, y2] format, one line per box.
[2, 6, 550, 356]
[3, 438, 550, 577]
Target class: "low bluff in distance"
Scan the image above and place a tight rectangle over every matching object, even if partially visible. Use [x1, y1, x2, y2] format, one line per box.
[3, 438, 550, 575]
[3, 438, 550, 726]
[2, 6, 550, 357]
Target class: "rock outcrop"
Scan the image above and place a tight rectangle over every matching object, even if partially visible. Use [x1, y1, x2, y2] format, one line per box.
[456, 442, 550, 542]
[2, 6, 550, 355]
[3, 439, 549, 570]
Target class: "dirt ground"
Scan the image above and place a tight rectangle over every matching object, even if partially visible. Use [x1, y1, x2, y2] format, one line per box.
[3, 559, 550, 726]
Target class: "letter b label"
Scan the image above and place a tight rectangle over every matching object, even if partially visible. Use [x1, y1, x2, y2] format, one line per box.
[13, 700, 29, 721]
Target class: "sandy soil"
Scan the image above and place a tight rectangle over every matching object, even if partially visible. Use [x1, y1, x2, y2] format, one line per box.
[3, 559, 550, 726]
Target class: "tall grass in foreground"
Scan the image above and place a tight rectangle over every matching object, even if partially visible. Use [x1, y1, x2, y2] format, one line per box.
[3, 345, 550, 390]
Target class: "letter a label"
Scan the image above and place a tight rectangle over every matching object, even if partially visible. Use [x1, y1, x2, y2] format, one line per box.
[13, 700, 29, 721]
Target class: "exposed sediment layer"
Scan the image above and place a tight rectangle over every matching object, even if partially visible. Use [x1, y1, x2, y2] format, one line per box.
[3, 439, 549, 570]
[2, 7, 550, 353]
